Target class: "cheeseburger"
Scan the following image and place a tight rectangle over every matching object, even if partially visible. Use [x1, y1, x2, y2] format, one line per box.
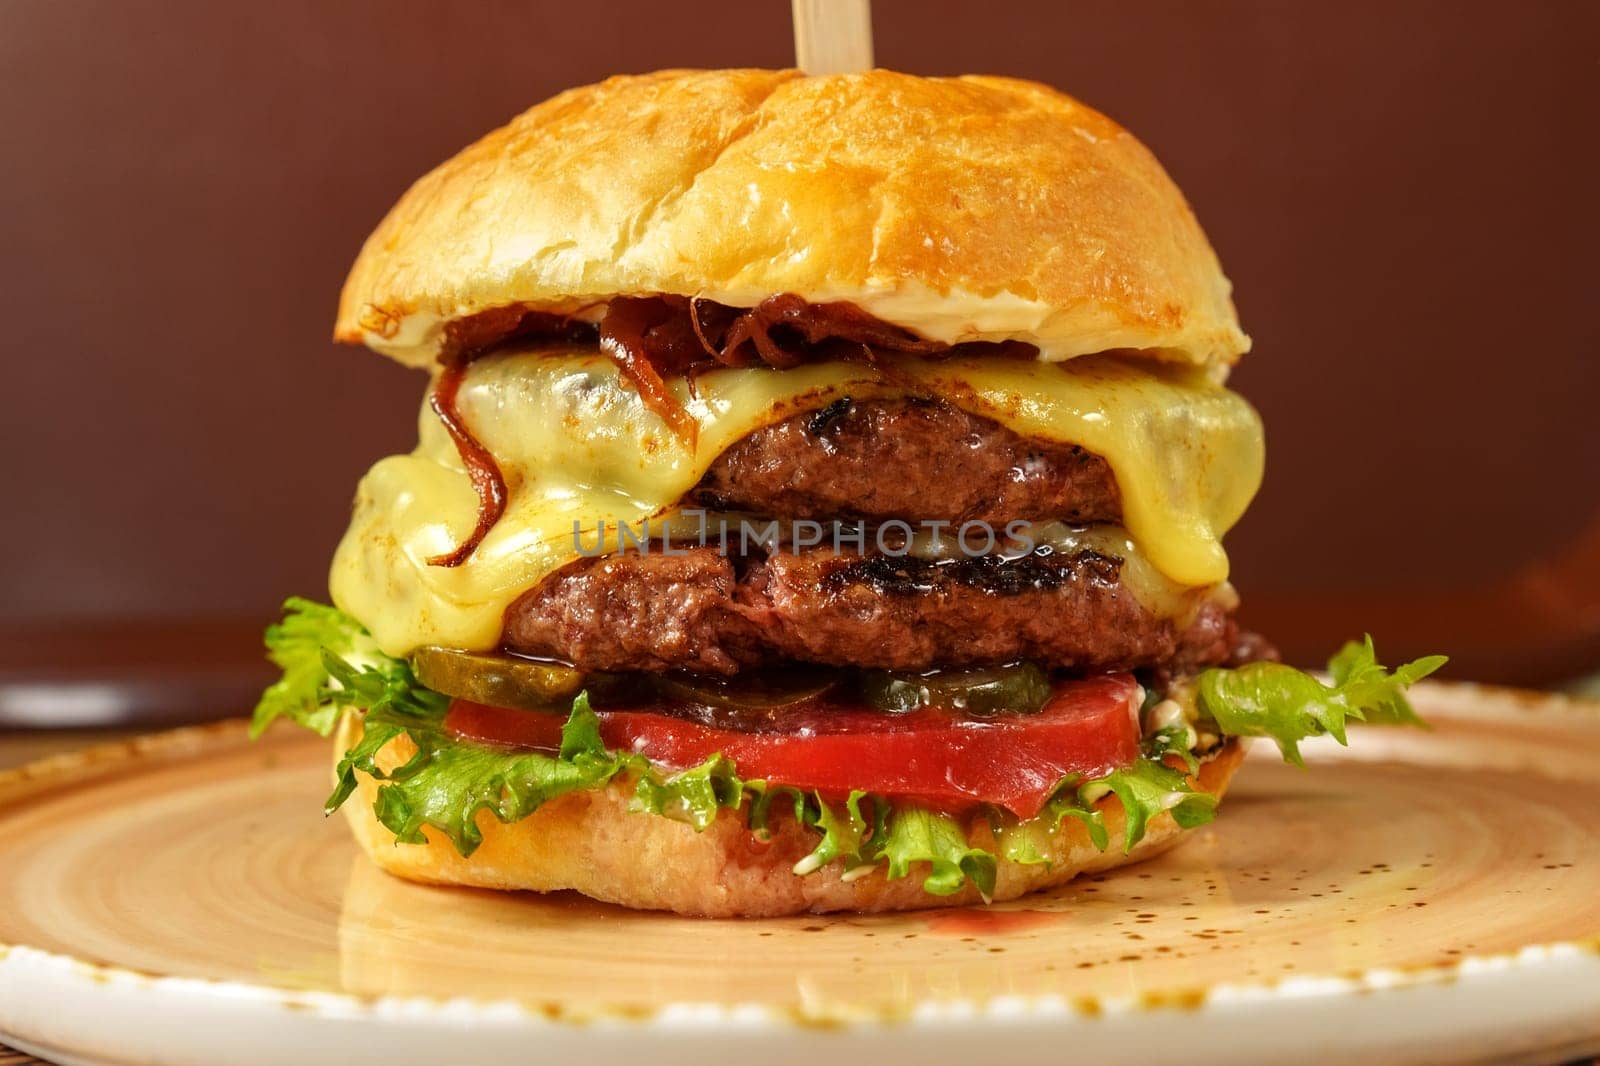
[254, 69, 1443, 917]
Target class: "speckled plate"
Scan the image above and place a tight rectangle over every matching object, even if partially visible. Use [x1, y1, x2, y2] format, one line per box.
[0, 682, 1597, 1066]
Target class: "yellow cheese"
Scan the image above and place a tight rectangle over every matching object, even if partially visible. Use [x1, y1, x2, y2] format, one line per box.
[894, 356, 1264, 586]
[330, 348, 1263, 656]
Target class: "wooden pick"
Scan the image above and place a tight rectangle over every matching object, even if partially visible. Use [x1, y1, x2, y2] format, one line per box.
[791, 0, 874, 75]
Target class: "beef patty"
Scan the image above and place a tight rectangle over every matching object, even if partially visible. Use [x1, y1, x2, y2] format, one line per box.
[691, 398, 1121, 524]
[503, 546, 1238, 676]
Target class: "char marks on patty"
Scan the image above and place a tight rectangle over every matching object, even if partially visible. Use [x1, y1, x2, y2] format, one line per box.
[503, 546, 1236, 677]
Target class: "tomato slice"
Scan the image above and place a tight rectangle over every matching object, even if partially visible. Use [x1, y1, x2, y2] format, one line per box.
[442, 674, 1141, 819]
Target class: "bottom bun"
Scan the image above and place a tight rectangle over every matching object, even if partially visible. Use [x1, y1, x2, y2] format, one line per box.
[335, 715, 1246, 918]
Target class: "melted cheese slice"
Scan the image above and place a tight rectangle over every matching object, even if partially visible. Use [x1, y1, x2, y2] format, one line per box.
[330, 349, 1264, 656]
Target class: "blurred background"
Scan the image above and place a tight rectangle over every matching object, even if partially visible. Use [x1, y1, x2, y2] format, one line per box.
[1, 0, 1596, 730]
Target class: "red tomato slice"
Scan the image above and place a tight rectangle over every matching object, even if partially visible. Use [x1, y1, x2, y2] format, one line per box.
[443, 673, 1141, 819]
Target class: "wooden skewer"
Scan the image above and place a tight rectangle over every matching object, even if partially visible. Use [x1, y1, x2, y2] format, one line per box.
[791, 0, 874, 75]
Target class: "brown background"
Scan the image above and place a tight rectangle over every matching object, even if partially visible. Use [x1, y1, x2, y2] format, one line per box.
[1, 0, 1596, 718]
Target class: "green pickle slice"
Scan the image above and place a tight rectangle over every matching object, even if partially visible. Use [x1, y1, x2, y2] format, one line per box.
[656, 669, 838, 711]
[860, 662, 1053, 715]
[411, 647, 585, 710]
[412, 647, 1054, 720]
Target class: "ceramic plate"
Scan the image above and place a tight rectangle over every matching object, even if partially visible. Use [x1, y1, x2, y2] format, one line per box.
[1, 682, 1597, 1066]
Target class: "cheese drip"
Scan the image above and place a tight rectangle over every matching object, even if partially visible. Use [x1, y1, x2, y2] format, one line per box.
[330, 349, 1264, 656]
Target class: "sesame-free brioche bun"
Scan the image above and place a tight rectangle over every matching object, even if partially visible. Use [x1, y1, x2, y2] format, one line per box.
[336, 68, 1248, 369]
[334, 715, 1245, 918]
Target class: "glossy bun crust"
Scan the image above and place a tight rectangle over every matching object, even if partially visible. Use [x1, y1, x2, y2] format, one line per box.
[336, 69, 1248, 368]
[335, 716, 1245, 918]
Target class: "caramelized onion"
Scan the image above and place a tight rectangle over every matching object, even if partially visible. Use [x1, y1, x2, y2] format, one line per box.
[422, 294, 1041, 565]
[599, 297, 702, 445]
[425, 358, 508, 568]
[718, 293, 947, 366]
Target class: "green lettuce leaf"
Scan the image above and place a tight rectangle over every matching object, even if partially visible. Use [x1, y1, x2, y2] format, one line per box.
[325, 716, 405, 813]
[257, 600, 1437, 899]
[1197, 636, 1446, 765]
[876, 806, 999, 899]
[994, 799, 1108, 865]
[993, 724, 1217, 867]
[1327, 636, 1445, 724]
[630, 754, 748, 831]
[1141, 723, 1200, 774]
[1096, 758, 1218, 851]
[358, 692, 633, 853]
[251, 597, 444, 739]
[793, 790, 876, 877]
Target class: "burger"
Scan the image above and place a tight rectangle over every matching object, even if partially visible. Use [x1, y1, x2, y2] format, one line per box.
[254, 69, 1443, 917]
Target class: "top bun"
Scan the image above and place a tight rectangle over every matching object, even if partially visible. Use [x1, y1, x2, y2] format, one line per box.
[337, 69, 1248, 367]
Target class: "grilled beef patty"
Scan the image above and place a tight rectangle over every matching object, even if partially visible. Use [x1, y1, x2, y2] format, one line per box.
[503, 545, 1237, 676]
[691, 398, 1121, 525]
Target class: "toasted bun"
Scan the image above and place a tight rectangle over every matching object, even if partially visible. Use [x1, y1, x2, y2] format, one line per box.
[337, 69, 1247, 369]
[335, 716, 1246, 917]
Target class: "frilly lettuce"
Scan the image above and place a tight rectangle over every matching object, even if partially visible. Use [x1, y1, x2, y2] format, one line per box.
[1197, 636, 1446, 766]
[255, 600, 1441, 899]
[250, 597, 436, 739]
